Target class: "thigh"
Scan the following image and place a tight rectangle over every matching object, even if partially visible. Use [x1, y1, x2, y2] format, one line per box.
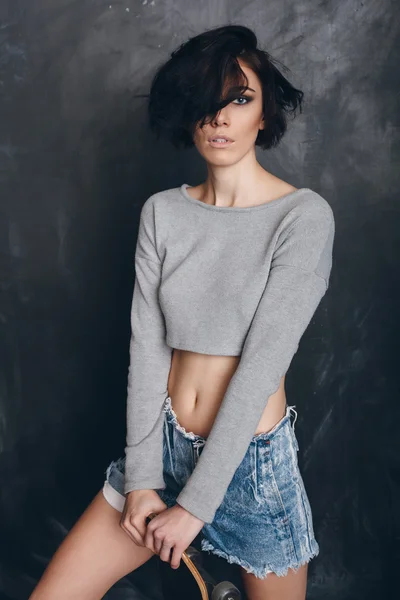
[241, 562, 308, 600]
[29, 490, 155, 600]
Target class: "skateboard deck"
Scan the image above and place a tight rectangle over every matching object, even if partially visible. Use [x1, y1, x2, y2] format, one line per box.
[146, 512, 241, 599]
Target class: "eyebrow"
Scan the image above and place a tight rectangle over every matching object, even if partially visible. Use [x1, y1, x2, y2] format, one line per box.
[228, 85, 256, 94]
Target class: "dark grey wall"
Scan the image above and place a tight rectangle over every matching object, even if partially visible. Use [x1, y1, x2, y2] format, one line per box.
[1, 1, 399, 599]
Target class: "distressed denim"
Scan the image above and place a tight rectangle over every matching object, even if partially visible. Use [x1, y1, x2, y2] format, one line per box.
[103, 395, 319, 579]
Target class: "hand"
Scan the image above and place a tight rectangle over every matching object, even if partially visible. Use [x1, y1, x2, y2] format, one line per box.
[120, 489, 168, 547]
[144, 504, 205, 569]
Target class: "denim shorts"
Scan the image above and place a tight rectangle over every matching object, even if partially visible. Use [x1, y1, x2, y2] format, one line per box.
[103, 395, 319, 579]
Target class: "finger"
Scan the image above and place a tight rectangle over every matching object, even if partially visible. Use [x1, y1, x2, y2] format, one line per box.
[133, 517, 147, 542]
[170, 544, 182, 569]
[153, 532, 163, 555]
[136, 512, 151, 539]
[120, 518, 145, 546]
[144, 527, 156, 554]
[120, 525, 143, 546]
[159, 540, 173, 563]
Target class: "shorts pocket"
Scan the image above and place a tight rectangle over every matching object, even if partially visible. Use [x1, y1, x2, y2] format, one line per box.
[253, 424, 301, 515]
[270, 424, 300, 493]
[251, 423, 318, 563]
[252, 439, 297, 561]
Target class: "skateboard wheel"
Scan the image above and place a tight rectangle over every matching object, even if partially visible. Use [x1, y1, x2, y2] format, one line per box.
[211, 580, 241, 600]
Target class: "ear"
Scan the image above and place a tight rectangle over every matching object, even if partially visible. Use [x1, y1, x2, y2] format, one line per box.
[259, 115, 265, 130]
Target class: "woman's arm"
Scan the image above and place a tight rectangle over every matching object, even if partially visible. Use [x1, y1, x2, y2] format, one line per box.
[124, 197, 172, 495]
[175, 201, 335, 524]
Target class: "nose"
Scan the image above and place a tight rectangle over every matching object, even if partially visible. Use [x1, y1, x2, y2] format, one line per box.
[212, 107, 229, 127]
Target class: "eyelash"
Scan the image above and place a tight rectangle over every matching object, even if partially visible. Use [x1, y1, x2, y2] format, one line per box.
[232, 96, 252, 105]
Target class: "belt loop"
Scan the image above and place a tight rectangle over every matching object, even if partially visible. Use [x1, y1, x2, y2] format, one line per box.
[192, 438, 206, 464]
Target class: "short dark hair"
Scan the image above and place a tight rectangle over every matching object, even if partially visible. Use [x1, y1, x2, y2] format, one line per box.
[145, 24, 304, 150]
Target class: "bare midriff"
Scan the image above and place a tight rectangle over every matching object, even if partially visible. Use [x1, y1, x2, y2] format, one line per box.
[166, 348, 287, 439]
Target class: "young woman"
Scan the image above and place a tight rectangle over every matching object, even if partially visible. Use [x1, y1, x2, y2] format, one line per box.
[30, 25, 335, 600]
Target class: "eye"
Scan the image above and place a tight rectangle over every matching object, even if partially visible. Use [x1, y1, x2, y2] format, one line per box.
[232, 96, 252, 105]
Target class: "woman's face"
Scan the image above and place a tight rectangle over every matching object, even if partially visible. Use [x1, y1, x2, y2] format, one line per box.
[192, 60, 265, 165]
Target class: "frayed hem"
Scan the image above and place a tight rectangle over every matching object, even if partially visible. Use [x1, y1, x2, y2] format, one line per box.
[200, 538, 320, 580]
[201, 539, 273, 579]
[271, 546, 320, 578]
[104, 456, 125, 479]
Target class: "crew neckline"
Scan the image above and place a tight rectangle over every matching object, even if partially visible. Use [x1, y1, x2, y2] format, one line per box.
[179, 183, 310, 212]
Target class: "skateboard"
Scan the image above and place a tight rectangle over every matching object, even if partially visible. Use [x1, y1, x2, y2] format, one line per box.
[146, 512, 242, 599]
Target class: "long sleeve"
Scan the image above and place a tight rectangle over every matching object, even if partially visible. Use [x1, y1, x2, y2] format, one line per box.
[175, 203, 335, 523]
[124, 198, 173, 495]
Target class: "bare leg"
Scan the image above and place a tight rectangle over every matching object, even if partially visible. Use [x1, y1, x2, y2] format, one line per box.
[241, 563, 308, 600]
[29, 490, 155, 600]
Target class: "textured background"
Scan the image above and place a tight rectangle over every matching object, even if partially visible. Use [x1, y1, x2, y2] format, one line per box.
[1, 1, 399, 598]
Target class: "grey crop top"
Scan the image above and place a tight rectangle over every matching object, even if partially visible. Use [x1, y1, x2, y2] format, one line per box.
[124, 183, 335, 524]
